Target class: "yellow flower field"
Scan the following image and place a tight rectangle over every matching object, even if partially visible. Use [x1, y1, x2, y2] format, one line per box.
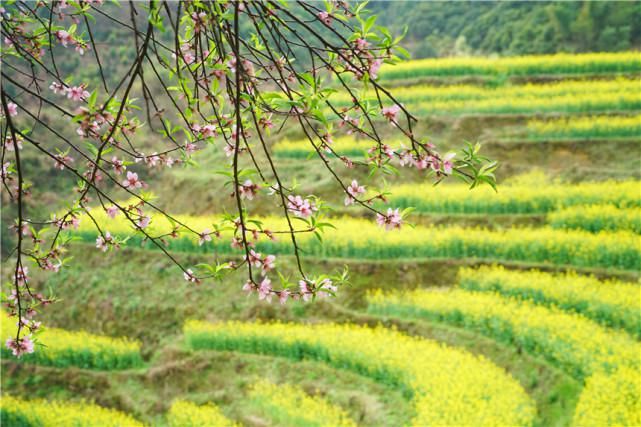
[167, 400, 237, 427]
[249, 380, 357, 427]
[333, 77, 639, 104]
[379, 51, 641, 80]
[384, 180, 640, 214]
[457, 265, 641, 336]
[72, 210, 641, 271]
[0, 312, 142, 370]
[0, 395, 143, 427]
[526, 114, 641, 140]
[184, 320, 536, 426]
[573, 366, 641, 427]
[548, 204, 641, 234]
[367, 288, 640, 378]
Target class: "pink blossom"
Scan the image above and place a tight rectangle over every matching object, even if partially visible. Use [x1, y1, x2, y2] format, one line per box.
[414, 155, 429, 170]
[238, 179, 259, 200]
[354, 38, 370, 52]
[55, 30, 74, 47]
[341, 156, 354, 168]
[15, 266, 28, 284]
[345, 179, 365, 206]
[191, 11, 207, 31]
[258, 277, 272, 302]
[67, 86, 89, 102]
[6, 102, 18, 117]
[184, 51, 196, 64]
[4, 135, 23, 151]
[299, 280, 313, 302]
[224, 143, 235, 157]
[1, 162, 11, 178]
[279, 289, 290, 305]
[184, 269, 200, 283]
[262, 255, 276, 273]
[185, 142, 197, 154]
[29, 320, 42, 332]
[174, 43, 195, 65]
[287, 195, 316, 218]
[369, 59, 383, 80]
[317, 11, 331, 25]
[198, 228, 212, 246]
[49, 81, 66, 95]
[13, 221, 30, 237]
[111, 157, 125, 174]
[200, 124, 216, 138]
[242, 280, 255, 294]
[383, 144, 395, 158]
[441, 152, 456, 175]
[105, 205, 119, 219]
[144, 153, 160, 168]
[259, 115, 273, 130]
[75, 43, 88, 55]
[96, 232, 112, 252]
[381, 104, 401, 124]
[5, 336, 35, 357]
[398, 150, 413, 167]
[43, 259, 61, 272]
[376, 208, 403, 231]
[211, 68, 226, 81]
[246, 249, 262, 267]
[230, 237, 243, 249]
[122, 171, 142, 189]
[53, 154, 73, 170]
[317, 278, 338, 298]
[136, 215, 151, 229]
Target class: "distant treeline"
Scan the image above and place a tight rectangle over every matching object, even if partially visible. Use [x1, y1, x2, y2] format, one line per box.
[369, 1, 641, 58]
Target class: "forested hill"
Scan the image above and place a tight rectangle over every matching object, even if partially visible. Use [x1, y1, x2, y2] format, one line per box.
[369, 1, 641, 58]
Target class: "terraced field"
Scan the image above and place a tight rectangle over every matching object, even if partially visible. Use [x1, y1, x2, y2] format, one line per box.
[2, 51, 640, 426]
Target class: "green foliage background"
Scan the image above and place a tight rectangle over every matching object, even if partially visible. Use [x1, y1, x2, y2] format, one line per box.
[370, 1, 641, 58]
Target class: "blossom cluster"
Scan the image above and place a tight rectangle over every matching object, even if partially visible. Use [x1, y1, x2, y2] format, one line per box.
[0, 0, 489, 360]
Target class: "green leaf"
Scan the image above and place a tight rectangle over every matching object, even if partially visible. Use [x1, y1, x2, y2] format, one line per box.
[363, 15, 377, 33]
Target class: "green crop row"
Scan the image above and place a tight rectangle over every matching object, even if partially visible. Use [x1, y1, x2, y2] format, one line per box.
[548, 204, 641, 234]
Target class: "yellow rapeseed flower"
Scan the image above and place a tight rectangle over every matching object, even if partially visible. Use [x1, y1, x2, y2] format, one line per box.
[1, 311, 142, 369]
[0, 395, 144, 427]
[248, 380, 356, 427]
[184, 320, 536, 426]
[167, 400, 237, 427]
[458, 265, 641, 337]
